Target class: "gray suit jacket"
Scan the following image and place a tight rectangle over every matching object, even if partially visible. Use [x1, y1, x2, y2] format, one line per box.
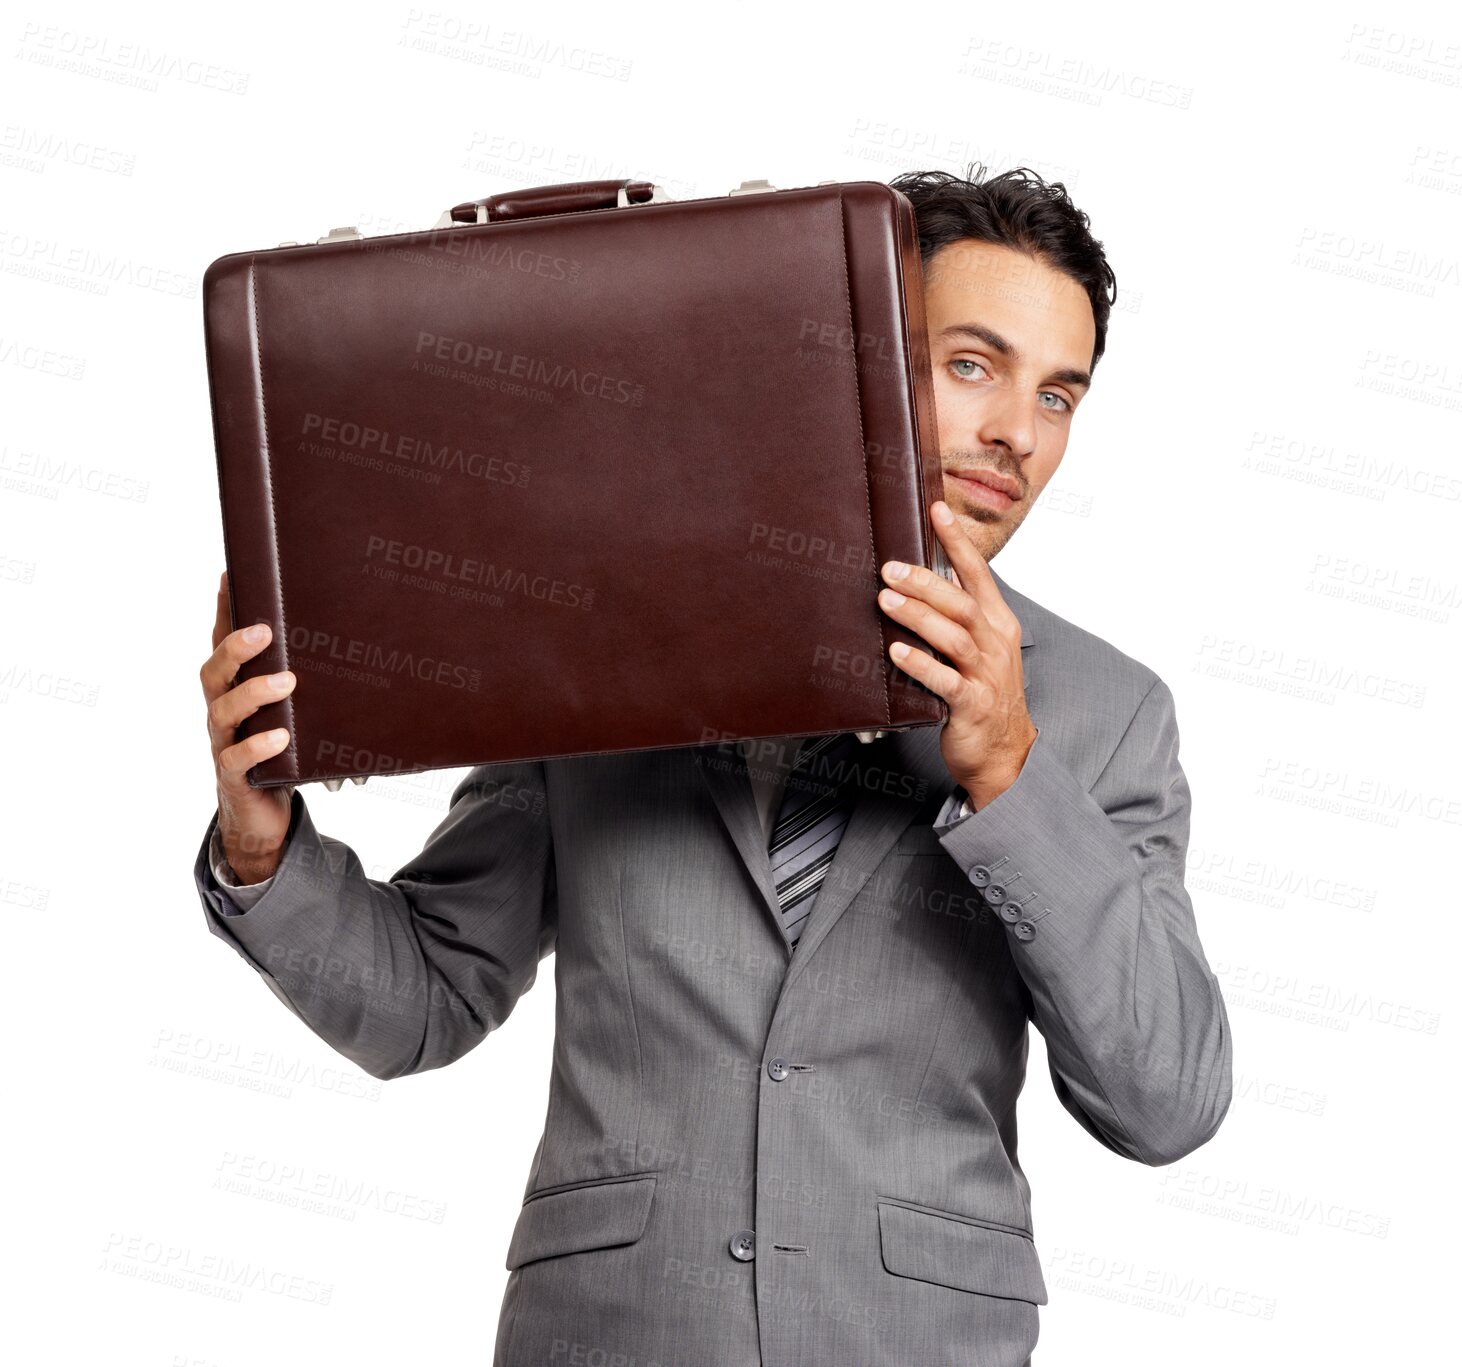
[193, 566, 1233, 1367]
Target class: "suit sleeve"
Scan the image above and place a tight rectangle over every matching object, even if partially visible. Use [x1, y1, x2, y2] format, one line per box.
[933, 677, 1233, 1165]
[192, 763, 557, 1081]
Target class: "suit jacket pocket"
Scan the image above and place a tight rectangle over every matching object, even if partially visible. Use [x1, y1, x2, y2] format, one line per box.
[877, 1198, 1048, 1304]
[506, 1172, 658, 1271]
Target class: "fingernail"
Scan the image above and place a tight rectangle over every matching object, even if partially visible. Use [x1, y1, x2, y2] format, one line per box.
[883, 560, 909, 580]
[880, 588, 906, 607]
[244, 624, 267, 643]
[933, 502, 955, 524]
[270, 671, 293, 689]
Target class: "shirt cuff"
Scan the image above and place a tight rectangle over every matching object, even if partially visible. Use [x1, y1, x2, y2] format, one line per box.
[934, 787, 974, 828]
[207, 825, 276, 913]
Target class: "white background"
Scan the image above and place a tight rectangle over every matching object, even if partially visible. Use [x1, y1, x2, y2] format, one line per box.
[3, 0, 1459, 1361]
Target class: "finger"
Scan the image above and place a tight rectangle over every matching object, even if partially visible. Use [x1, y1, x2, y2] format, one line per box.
[217, 727, 293, 792]
[887, 639, 969, 707]
[206, 669, 296, 754]
[880, 516, 1002, 656]
[930, 501, 1020, 644]
[877, 587, 979, 668]
[200, 619, 272, 707]
[879, 555, 978, 630]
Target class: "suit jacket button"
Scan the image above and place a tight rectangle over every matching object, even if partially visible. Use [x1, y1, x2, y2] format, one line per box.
[998, 900, 1022, 925]
[729, 1229, 756, 1261]
[1013, 920, 1037, 941]
[767, 1057, 790, 1082]
[969, 864, 993, 887]
[985, 882, 1009, 905]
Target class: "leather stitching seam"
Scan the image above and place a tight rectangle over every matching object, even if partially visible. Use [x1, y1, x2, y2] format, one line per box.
[836, 191, 892, 726]
[248, 258, 297, 781]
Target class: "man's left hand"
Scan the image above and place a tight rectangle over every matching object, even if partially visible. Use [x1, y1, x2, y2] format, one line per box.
[876, 500, 1038, 811]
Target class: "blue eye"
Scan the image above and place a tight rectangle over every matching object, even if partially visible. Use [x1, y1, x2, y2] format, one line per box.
[1038, 392, 1072, 412]
[950, 358, 986, 381]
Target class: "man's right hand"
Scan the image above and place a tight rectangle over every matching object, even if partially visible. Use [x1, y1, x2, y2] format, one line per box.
[202, 570, 297, 884]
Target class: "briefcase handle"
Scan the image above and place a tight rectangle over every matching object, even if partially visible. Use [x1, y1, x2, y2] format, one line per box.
[443, 179, 666, 226]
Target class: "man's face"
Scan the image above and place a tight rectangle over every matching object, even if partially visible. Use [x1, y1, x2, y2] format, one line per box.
[922, 240, 1097, 561]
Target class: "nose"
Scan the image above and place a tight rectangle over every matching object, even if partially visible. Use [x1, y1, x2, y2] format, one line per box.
[974, 384, 1038, 460]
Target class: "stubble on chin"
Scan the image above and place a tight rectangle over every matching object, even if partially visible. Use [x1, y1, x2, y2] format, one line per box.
[943, 498, 1015, 564]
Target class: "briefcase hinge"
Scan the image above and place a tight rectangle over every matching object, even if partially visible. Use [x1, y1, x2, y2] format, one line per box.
[315, 225, 363, 244]
[728, 178, 777, 196]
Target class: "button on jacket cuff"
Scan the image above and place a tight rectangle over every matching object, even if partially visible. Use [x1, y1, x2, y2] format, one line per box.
[929, 727, 1072, 933]
[929, 688, 1234, 1168]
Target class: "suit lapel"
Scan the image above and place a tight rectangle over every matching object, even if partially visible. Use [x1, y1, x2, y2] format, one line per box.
[775, 723, 955, 987]
[694, 562, 1037, 975]
[693, 741, 794, 950]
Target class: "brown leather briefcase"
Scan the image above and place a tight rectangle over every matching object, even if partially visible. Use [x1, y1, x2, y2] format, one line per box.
[204, 176, 951, 787]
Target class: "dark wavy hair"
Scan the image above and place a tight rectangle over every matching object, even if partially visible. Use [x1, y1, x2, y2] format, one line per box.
[888, 165, 1117, 370]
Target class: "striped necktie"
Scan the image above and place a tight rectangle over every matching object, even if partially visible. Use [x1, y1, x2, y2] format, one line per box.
[768, 731, 864, 950]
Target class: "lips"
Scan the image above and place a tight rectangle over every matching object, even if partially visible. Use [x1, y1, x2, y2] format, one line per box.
[948, 467, 1021, 502]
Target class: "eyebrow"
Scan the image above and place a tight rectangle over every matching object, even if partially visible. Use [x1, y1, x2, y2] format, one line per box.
[938, 322, 1092, 390]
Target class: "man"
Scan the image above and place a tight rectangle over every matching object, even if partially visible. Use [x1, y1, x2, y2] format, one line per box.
[196, 167, 1232, 1367]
